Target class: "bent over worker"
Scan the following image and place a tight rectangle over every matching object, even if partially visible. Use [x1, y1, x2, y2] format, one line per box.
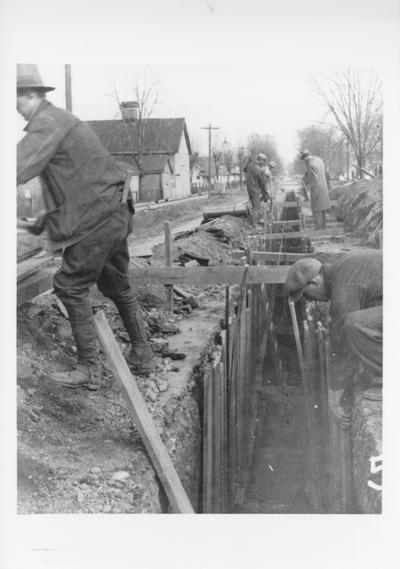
[17, 64, 155, 390]
[285, 250, 382, 428]
[244, 153, 270, 226]
[300, 150, 330, 230]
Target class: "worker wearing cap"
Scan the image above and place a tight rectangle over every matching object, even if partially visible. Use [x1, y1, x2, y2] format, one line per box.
[299, 150, 330, 230]
[16, 64, 155, 390]
[244, 153, 270, 226]
[285, 250, 382, 428]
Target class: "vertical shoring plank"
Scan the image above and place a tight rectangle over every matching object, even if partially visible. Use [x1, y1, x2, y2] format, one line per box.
[220, 330, 227, 512]
[219, 360, 227, 512]
[212, 357, 222, 513]
[324, 330, 341, 512]
[288, 299, 322, 512]
[317, 322, 329, 434]
[228, 312, 239, 507]
[203, 365, 213, 512]
[324, 329, 352, 513]
[164, 221, 174, 312]
[236, 287, 248, 503]
[225, 287, 230, 381]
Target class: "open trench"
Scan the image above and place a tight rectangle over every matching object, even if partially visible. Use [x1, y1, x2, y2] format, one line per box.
[17, 182, 381, 514]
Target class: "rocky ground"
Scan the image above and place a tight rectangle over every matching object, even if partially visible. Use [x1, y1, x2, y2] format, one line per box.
[16, 190, 252, 514]
[16, 179, 383, 514]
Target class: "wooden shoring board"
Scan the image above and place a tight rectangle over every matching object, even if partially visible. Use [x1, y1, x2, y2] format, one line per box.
[17, 269, 53, 307]
[212, 358, 223, 513]
[232, 250, 345, 264]
[17, 256, 53, 283]
[248, 227, 342, 242]
[128, 264, 289, 286]
[94, 311, 194, 514]
[324, 330, 352, 513]
[17, 246, 43, 263]
[227, 315, 239, 505]
[220, 330, 228, 512]
[203, 364, 213, 513]
[271, 220, 302, 228]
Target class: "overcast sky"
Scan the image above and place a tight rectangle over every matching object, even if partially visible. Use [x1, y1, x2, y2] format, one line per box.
[12, 0, 394, 164]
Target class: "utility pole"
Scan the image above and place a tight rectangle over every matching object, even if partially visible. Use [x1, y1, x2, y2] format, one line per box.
[65, 64, 72, 113]
[201, 123, 219, 198]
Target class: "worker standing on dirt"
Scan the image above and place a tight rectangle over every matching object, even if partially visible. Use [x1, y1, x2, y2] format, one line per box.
[16, 64, 155, 390]
[285, 250, 382, 429]
[244, 153, 270, 226]
[299, 150, 330, 229]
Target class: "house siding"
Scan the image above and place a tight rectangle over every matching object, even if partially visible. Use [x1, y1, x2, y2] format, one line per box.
[172, 133, 191, 199]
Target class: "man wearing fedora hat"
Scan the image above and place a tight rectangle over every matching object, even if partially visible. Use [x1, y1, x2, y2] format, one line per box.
[285, 250, 382, 428]
[299, 150, 330, 230]
[17, 64, 155, 389]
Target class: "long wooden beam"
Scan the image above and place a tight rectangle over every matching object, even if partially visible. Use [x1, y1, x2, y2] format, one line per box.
[248, 228, 342, 241]
[232, 250, 344, 263]
[128, 265, 289, 286]
[17, 269, 53, 306]
[94, 311, 194, 514]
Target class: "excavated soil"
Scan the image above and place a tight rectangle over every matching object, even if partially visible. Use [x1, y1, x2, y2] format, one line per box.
[16, 179, 382, 514]
[16, 195, 252, 514]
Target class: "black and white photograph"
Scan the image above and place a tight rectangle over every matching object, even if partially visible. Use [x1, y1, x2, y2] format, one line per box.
[2, 0, 400, 568]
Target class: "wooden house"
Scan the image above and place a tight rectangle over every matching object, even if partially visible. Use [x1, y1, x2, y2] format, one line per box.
[88, 111, 192, 203]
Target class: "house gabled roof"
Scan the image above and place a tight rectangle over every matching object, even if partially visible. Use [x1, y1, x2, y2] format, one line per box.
[87, 118, 192, 156]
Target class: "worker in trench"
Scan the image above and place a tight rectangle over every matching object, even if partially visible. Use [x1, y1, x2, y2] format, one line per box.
[299, 150, 330, 230]
[285, 250, 382, 428]
[243, 153, 271, 226]
[16, 64, 155, 390]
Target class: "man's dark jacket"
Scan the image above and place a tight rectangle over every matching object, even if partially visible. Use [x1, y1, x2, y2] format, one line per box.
[323, 250, 383, 389]
[17, 100, 126, 249]
[245, 161, 268, 199]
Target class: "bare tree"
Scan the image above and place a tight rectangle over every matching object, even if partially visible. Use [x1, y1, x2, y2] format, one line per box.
[292, 125, 346, 177]
[246, 133, 283, 173]
[314, 69, 382, 175]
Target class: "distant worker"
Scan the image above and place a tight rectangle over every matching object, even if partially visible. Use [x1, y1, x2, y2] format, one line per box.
[299, 150, 330, 229]
[16, 64, 155, 390]
[285, 250, 382, 429]
[244, 153, 270, 226]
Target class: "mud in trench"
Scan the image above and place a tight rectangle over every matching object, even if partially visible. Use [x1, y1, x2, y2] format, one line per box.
[242, 383, 331, 514]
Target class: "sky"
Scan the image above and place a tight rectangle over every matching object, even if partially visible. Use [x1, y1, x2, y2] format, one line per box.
[12, 0, 394, 165]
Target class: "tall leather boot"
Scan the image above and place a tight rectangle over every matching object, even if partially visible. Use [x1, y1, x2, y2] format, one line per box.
[113, 293, 155, 376]
[50, 299, 101, 390]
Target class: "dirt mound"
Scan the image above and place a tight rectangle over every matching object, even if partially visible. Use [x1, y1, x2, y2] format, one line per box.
[334, 179, 382, 248]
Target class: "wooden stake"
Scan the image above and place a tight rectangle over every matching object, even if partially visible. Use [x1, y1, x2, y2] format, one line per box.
[164, 221, 174, 311]
[288, 299, 322, 511]
[94, 311, 194, 514]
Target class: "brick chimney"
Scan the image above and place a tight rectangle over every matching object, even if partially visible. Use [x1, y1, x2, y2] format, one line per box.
[120, 101, 139, 121]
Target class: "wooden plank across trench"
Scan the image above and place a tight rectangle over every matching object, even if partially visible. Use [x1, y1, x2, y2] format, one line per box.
[128, 265, 289, 286]
[94, 310, 194, 514]
[17, 268, 54, 306]
[231, 250, 344, 264]
[248, 227, 342, 241]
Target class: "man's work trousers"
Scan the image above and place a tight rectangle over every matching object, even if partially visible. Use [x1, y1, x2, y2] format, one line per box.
[247, 188, 261, 225]
[345, 305, 383, 386]
[53, 204, 144, 366]
[312, 210, 327, 230]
